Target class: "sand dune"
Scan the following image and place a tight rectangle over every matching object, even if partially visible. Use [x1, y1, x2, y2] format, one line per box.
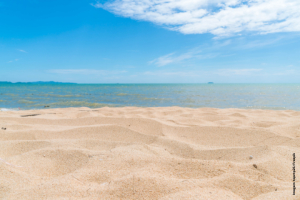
[0, 107, 299, 199]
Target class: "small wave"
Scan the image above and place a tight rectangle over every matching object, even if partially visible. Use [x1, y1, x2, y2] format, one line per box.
[139, 97, 168, 101]
[0, 108, 20, 111]
[116, 93, 128, 96]
[23, 97, 50, 100]
[3, 93, 18, 96]
[180, 98, 196, 104]
[39, 94, 82, 98]
[18, 100, 35, 104]
[33, 101, 117, 108]
[243, 106, 288, 110]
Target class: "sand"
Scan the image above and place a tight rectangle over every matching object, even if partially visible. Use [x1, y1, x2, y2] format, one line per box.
[0, 107, 299, 199]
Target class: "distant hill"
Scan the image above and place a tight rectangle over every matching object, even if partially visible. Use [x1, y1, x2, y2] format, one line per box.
[0, 81, 77, 84]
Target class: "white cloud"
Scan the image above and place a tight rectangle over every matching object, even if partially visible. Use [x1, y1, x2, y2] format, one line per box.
[18, 49, 27, 53]
[48, 69, 127, 75]
[94, 0, 300, 36]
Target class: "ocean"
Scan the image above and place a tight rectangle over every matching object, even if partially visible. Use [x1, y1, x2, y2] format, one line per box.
[1, 83, 300, 110]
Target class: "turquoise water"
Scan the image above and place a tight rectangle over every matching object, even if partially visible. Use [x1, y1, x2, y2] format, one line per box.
[0, 83, 300, 110]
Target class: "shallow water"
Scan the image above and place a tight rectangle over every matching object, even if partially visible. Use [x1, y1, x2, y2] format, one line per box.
[1, 83, 300, 110]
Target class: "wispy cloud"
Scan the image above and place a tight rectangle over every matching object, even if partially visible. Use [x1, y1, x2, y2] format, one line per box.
[235, 37, 285, 49]
[149, 34, 285, 67]
[90, 1, 103, 8]
[150, 53, 177, 67]
[93, 0, 300, 36]
[7, 59, 19, 63]
[150, 49, 216, 67]
[144, 70, 205, 77]
[18, 49, 27, 53]
[217, 68, 263, 76]
[143, 68, 299, 78]
[272, 69, 297, 76]
[48, 69, 127, 75]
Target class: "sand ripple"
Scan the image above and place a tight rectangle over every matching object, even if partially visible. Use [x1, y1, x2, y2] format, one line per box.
[0, 107, 299, 199]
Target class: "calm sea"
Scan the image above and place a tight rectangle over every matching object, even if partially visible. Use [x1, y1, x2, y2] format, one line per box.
[0, 83, 300, 110]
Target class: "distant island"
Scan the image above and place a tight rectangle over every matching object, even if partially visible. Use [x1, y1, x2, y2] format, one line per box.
[208, 82, 214, 84]
[0, 81, 77, 84]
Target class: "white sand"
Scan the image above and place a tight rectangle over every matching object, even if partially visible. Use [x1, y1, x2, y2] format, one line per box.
[0, 107, 299, 199]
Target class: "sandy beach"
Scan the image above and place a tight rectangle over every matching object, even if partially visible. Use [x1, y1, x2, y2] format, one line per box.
[0, 107, 299, 199]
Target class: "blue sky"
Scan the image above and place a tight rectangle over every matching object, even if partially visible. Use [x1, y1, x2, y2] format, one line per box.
[1, 0, 300, 83]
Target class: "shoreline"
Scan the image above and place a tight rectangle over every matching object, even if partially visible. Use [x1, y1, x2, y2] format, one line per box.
[1, 106, 299, 112]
